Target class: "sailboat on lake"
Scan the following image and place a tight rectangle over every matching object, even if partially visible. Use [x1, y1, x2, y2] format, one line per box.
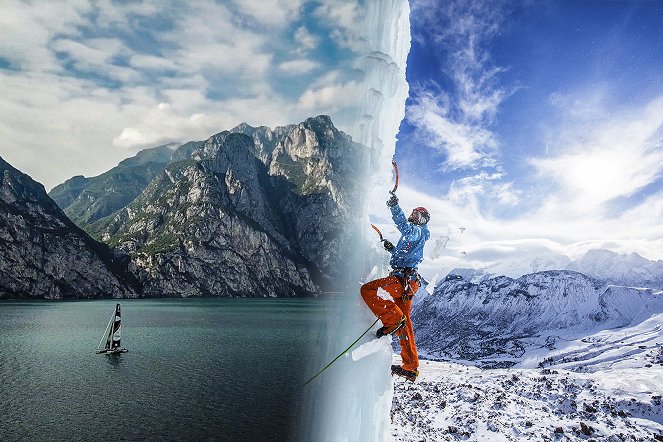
[96, 303, 128, 354]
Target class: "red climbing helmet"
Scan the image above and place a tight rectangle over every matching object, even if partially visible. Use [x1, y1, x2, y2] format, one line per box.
[408, 207, 430, 225]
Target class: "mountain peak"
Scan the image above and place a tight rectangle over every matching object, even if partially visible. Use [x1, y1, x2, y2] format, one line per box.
[304, 114, 333, 126]
[583, 248, 618, 258]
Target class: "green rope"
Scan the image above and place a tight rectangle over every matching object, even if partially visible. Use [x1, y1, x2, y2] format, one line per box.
[303, 317, 381, 387]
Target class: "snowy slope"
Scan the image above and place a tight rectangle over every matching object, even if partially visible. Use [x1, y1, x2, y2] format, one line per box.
[391, 360, 663, 441]
[394, 257, 663, 441]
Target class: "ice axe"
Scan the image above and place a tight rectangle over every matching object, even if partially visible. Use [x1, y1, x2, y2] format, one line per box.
[390, 159, 399, 195]
[370, 223, 384, 241]
[370, 159, 399, 243]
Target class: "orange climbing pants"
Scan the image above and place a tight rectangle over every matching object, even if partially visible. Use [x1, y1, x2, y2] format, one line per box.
[360, 275, 419, 371]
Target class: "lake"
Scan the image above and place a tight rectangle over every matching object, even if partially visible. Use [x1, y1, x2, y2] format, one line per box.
[0, 298, 326, 441]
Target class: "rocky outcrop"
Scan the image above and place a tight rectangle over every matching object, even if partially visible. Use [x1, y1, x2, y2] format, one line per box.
[0, 156, 138, 299]
[89, 116, 366, 297]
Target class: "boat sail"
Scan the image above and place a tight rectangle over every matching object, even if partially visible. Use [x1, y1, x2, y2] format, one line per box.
[96, 303, 128, 354]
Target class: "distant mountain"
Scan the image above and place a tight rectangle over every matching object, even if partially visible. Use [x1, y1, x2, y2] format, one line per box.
[0, 156, 138, 299]
[448, 248, 663, 290]
[52, 115, 365, 297]
[412, 270, 663, 368]
[568, 248, 663, 289]
[49, 142, 201, 228]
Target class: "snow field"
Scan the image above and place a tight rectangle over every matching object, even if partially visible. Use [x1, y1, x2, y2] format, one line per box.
[390, 360, 663, 441]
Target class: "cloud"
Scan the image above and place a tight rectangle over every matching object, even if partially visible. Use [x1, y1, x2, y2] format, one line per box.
[278, 59, 319, 74]
[0, 1, 90, 72]
[406, 0, 511, 171]
[407, 87, 499, 169]
[293, 26, 319, 52]
[161, 1, 274, 81]
[128, 54, 178, 71]
[93, 0, 161, 28]
[314, 0, 366, 52]
[297, 81, 362, 113]
[231, 0, 304, 28]
[530, 94, 663, 215]
[0, 0, 366, 191]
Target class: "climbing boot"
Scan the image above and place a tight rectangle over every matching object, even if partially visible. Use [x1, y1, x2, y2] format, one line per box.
[391, 365, 418, 382]
[376, 316, 406, 338]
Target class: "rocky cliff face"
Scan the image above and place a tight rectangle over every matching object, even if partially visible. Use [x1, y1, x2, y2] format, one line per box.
[86, 115, 366, 297]
[412, 270, 663, 367]
[0, 156, 138, 299]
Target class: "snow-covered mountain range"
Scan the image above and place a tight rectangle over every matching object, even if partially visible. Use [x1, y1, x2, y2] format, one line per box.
[412, 269, 663, 368]
[397, 261, 663, 440]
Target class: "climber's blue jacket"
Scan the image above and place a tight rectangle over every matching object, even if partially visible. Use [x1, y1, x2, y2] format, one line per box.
[389, 203, 430, 269]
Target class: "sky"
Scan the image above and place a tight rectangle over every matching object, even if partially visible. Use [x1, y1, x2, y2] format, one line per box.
[3, 0, 663, 275]
[0, 0, 366, 190]
[388, 0, 663, 277]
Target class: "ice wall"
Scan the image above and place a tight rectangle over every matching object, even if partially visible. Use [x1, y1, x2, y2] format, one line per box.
[300, 1, 411, 441]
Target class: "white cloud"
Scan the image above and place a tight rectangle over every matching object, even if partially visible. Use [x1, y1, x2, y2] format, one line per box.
[297, 81, 362, 113]
[0, 0, 90, 72]
[278, 59, 319, 74]
[94, 0, 161, 28]
[161, 2, 273, 81]
[406, 0, 511, 172]
[391, 179, 663, 281]
[315, 0, 366, 52]
[128, 54, 178, 71]
[316, 0, 360, 31]
[231, 0, 304, 28]
[530, 95, 663, 215]
[293, 26, 319, 52]
[407, 89, 499, 169]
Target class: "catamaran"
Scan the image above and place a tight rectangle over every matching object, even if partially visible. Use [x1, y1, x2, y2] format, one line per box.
[96, 303, 129, 354]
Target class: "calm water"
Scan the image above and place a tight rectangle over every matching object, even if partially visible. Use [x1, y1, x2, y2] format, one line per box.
[0, 298, 325, 441]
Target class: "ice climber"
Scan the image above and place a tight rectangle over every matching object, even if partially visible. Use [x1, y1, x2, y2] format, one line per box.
[360, 194, 430, 382]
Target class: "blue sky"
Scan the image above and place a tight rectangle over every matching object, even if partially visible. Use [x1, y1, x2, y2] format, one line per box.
[390, 0, 663, 273]
[0, 0, 365, 189]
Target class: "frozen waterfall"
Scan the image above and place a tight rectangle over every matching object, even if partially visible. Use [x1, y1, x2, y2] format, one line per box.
[299, 1, 411, 441]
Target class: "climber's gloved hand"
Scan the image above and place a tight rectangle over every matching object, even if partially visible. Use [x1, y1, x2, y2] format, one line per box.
[386, 194, 398, 207]
[382, 239, 395, 252]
